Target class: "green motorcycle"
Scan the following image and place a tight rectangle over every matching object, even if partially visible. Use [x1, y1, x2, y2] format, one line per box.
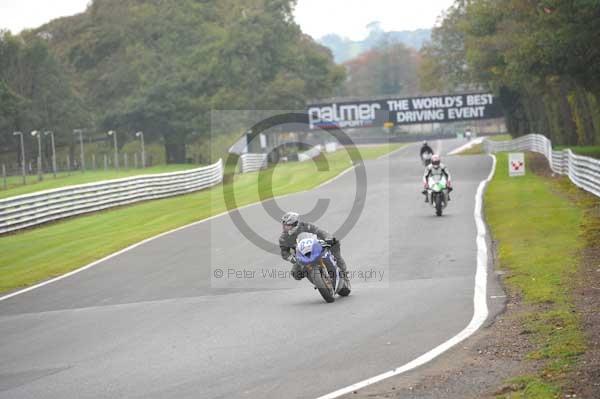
[427, 175, 449, 216]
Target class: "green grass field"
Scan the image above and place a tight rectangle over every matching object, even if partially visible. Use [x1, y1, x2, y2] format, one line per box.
[0, 164, 198, 199]
[488, 134, 513, 142]
[485, 152, 587, 397]
[0, 144, 403, 294]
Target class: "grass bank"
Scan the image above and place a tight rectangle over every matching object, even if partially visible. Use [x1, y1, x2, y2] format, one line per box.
[0, 144, 403, 294]
[485, 152, 590, 397]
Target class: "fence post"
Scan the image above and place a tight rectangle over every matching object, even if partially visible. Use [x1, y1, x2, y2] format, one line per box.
[104, 154, 108, 171]
[20, 161, 26, 185]
[124, 153, 129, 170]
[37, 155, 43, 182]
[92, 154, 96, 171]
[2, 164, 6, 190]
[134, 153, 138, 169]
[66, 154, 71, 175]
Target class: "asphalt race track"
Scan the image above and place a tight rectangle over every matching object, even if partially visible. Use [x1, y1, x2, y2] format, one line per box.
[0, 139, 501, 399]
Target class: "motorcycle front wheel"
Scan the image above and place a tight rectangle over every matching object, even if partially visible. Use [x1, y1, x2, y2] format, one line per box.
[312, 267, 335, 303]
[434, 193, 443, 216]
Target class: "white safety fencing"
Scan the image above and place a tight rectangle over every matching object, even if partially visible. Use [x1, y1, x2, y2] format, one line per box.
[325, 142, 338, 153]
[239, 143, 337, 174]
[0, 159, 224, 235]
[484, 134, 600, 197]
[240, 153, 268, 173]
[298, 146, 322, 162]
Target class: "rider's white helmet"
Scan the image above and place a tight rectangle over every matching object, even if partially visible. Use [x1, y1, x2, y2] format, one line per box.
[431, 154, 441, 168]
[282, 211, 300, 235]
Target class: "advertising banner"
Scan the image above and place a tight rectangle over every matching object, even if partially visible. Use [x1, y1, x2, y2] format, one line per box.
[307, 93, 503, 130]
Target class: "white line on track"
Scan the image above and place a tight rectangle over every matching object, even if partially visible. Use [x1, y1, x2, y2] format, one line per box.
[375, 143, 413, 160]
[448, 137, 485, 156]
[314, 154, 498, 399]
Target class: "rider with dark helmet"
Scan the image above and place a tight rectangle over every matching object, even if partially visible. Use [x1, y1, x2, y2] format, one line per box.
[279, 212, 348, 281]
[420, 141, 434, 159]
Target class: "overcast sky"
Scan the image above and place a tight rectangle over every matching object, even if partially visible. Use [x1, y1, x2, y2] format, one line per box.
[0, 0, 455, 40]
[294, 0, 455, 39]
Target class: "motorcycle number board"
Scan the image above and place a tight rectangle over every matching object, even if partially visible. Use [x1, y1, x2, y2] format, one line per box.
[509, 152, 525, 177]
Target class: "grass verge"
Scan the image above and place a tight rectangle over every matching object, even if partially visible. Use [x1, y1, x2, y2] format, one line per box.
[485, 152, 588, 397]
[0, 164, 198, 200]
[0, 144, 403, 294]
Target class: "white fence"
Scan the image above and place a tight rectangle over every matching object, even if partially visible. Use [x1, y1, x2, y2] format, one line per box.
[239, 143, 337, 173]
[484, 134, 600, 197]
[325, 142, 338, 153]
[0, 159, 224, 235]
[298, 146, 322, 162]
[240, 153, 268, 173]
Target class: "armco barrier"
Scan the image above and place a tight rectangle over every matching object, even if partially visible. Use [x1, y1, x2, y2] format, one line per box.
[484, 134, 600, 197]
[240, 153, 268, 173]
[325, 142, 338, 153]
[0, 159, 223, 234]
[298, 146, 322, 162]
[240, 143, 337, 173]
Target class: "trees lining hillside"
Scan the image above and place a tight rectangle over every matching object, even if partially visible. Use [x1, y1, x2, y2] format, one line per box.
[1, 0, 345, 164]
[420, 0, 600, 145]
[0, 31, 88, 163]
[342, 42, 420, 98]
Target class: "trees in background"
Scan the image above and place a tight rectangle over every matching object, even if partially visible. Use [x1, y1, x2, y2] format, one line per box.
[420, 0, 600, 145]
[343, 42, 420, 98]
[1, 0, 345, 164]
[0, 31, 88, 162]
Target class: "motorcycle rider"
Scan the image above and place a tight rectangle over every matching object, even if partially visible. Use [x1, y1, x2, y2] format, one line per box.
[420, 141, 434, 164]
[422, 154, 453, 203]
[279, 211, 348, 281]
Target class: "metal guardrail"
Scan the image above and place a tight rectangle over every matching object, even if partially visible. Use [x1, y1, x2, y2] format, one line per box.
[484, 134, 600, 197]
[298, 146, 322, 162]
[240, 154, 268, 173]
[325, 142, 338, 153]
[0, 159, 224, 234]
[240, 143, 336, 173]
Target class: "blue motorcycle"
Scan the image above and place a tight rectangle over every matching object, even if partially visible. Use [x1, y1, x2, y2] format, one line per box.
[295, 233, 351, 303]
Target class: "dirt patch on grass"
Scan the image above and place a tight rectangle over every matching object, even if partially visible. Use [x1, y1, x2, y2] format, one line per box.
[525, 152, 600, 398]
[556, 174, 600, 398]
[526, 152, 557, 178]
[531, 150, 600, 397]
[568, 241, 600, 398]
